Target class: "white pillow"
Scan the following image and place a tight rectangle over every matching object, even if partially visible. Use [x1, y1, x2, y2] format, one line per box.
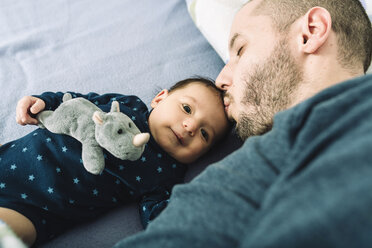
[186, 0, 372, 73]
[186, 0, 249, 63]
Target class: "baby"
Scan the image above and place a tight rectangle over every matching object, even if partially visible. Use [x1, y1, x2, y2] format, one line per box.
[0, 77, 230, 246]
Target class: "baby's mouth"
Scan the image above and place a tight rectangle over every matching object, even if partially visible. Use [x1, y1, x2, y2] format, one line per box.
[172, 129, 184, 145]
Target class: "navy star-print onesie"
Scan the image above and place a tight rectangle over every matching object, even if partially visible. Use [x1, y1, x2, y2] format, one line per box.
[0, 92, 186, 245]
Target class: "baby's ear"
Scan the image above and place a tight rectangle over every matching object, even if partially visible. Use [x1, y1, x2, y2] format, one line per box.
[151, 89, 169, 108]
[110, 101, 120, 112]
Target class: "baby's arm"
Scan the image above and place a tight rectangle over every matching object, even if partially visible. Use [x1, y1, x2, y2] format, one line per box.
[16, 96, 46, 125]
[139, 186, 172, 228]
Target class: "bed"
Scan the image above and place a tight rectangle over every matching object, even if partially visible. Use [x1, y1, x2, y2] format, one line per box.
[0, 0, 371, 247]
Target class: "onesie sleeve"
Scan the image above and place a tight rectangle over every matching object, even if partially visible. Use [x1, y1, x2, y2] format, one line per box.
[139, 186, 172, 228]
[33, 91, 124, 111]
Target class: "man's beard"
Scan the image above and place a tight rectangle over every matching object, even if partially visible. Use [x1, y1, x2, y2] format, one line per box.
[236, 39, 303, 140]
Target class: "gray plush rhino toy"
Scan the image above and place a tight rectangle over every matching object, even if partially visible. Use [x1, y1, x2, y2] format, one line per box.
[36, 93, 150, 175]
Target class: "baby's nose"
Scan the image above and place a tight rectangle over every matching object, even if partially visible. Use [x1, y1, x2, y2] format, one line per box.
[183, 118, 197, 136]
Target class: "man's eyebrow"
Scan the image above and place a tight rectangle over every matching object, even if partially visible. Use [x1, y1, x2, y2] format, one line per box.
[229, 33, 240, 50]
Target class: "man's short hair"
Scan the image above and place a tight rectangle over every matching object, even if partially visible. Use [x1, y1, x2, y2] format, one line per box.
[253, 0, 372, 73]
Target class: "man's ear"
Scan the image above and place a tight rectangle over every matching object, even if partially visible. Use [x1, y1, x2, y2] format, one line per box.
[300, 7, 332, 54]
[150, 89, 169, 108]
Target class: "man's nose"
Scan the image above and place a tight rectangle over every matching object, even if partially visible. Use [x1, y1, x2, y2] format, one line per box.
[216, 63, 233, 90]
[183, 118, 198, 136]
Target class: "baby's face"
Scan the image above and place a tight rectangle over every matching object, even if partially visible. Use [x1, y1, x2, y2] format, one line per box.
[148, 82, 229, 163]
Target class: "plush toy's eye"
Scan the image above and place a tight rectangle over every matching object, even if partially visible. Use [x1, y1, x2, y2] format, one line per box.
[118, 129, 123, 134]
[128, 123, 132, 128]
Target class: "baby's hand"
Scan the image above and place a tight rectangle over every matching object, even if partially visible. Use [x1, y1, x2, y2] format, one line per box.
[16, 96, 46, 125]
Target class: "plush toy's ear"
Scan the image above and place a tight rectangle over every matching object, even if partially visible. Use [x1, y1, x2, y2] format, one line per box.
[92, 111, 104, 125]
[110, 101, 120, 113]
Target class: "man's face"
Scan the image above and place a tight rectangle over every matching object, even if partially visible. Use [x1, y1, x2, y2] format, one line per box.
[216, 0, 303, 140]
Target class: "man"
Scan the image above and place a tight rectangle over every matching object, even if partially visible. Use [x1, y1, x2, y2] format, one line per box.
[114, 0, 372, 247]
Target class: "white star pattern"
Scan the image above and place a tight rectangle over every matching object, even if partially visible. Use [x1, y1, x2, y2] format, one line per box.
[22, 147, 28, 152]
[47, 187, 54, 194]
[0, 183, 5, 189]
[141, 157, 146, 162]
[157, 167, 163, 173]
[136, 176, 141, 182]
[29, 175, 35, 181]
[157, 153, 162, 158]
[93, 189, 99, 196]
[21, 193, 27, 199]
[69, 199, 75, 204]
[119, 165, 124, 170]
[112, 197, 117, 203]
[131, 116, 136, 121]
[10, 164, 17, 170]
[11, 144, 16, 148]
[37, 155, 43, 161]
[73, 178, 80, 184]
[62, 146, 68, 152]
[46, 138, 51, 142]
[143, 206, 146, 211]
[56, 167, 61, 173]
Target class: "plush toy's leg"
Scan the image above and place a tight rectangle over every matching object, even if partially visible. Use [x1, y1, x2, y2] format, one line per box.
[37, 111, 74, 134]
[36, 111, 53, 129]
[0, 220, 27, 248]
[62, 93, 72, 102]
[81, 144, 105, 175]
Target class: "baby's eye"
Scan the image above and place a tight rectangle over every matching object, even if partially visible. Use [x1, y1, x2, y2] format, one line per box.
[201, 129, 209, 141]
[237, 46, 243, 57]
[183, 104, 191, 114]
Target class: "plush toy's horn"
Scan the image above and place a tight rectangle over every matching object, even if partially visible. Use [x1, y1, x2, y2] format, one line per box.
[133, 133, 150, 147]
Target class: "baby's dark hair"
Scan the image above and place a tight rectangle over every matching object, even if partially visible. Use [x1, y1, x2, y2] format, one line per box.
[169, 76, 223, 100]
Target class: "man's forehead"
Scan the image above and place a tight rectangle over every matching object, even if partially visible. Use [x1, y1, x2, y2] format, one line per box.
[230, 1, 258, 33]
[229, 0, 271, 42]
